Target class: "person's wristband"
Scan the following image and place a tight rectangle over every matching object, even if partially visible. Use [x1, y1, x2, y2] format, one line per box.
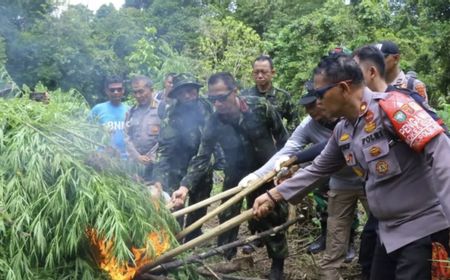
[266, 190, 278, 205]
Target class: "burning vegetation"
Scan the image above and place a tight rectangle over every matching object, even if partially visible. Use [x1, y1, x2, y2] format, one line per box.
[87, 229, 171, 280]
[0, 89, 180, 279]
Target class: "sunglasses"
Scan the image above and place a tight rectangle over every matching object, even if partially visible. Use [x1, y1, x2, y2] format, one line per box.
[313, 80, 351, 99]
[207, 89, 234, 103]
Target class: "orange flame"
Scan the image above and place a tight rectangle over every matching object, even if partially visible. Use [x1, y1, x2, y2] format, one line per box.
[87, 228, 171, 280]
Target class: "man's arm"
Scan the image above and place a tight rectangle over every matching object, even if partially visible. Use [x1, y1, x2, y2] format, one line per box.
[253, 134, 346, 218]
[423, 133, 450, 221]
[124, 111, 142, 160]
[172, 121, 216, 207]
[152, 119, 177, 189]
[276, 134, 346, 203]
[254, 117, 314, 177]
[179, 121, 216, 192]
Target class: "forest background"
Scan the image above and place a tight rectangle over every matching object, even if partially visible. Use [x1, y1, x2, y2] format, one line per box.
[0, 0, 449, 112]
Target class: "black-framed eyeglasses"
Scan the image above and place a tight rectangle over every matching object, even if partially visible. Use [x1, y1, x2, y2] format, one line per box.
[313, 80, 351, 99]
[207, 89, 234, 103]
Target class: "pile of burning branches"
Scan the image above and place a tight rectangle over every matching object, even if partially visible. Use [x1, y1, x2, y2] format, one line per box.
[0, 92, 181, 279]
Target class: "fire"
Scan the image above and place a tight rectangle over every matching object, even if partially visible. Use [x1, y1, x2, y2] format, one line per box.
[87, 228, 171, 280]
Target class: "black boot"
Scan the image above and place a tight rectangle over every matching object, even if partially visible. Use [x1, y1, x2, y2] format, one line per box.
[269, 258, 284, 280]
[344, 228, 356, 263]
[307, 221, 327, 254]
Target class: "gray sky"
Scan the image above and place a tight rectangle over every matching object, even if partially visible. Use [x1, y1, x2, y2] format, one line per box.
[66, 0, 124, 11]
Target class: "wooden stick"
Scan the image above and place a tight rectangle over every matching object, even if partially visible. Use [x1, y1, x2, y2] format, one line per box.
[176, 156, 297, 240]
[136, 209, 254, 274]
[172, 185, 243, 218]
[144, 214, 302, 275]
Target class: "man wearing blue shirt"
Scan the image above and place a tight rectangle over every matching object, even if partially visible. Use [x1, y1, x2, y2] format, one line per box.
[89, 76, 129, 158]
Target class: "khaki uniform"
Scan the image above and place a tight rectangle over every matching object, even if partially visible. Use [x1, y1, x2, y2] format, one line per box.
[277, 88, 450, 279]
[124, 101, 160, 181]
[391, 70, 428, 101]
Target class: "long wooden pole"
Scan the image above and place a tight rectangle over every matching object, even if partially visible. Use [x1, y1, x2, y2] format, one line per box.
[176, 156, 297, 240]
[144, 214, 303, 275]
[171, 185, 243, 218]
[136, 209, 254, 274]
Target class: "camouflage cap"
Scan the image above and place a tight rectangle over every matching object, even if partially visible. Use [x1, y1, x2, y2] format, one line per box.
[168, 73, 203, 98]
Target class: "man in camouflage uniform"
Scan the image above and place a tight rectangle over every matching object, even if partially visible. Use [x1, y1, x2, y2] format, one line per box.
[152, 73, 214, 241]
[125, 75, 160, 182]
[241, 55, 297, 131]
[376, 40, 428, 101]
[172, 72, 289, 280]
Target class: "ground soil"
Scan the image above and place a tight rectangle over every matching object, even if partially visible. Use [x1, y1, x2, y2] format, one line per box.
[189, 199, 364, 280]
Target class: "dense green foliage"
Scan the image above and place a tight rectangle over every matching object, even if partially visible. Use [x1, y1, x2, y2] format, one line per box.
[0, 91, 180, 279]
[0, 1, 449, 278]
[0, 0, 448, 107]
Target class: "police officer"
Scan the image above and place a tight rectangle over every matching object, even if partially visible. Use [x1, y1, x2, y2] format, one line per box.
[239, 84, 367, 280]
[172, 72, 289, 280]
[353, 44, 450, 280]
[241, 55, 297, 131]
[152, 73, 214, 241]
[376, 40, 428, 100]
[253, 53, 450, 280]
[125, 75, 160, 182]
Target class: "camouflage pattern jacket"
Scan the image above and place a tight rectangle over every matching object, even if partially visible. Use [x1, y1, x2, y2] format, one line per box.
[180, 96, 289, 192]
[241, 85, 297, 131]
[152, 97, 214, 192]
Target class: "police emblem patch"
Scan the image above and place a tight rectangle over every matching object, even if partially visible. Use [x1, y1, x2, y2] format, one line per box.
[393, 110, 407, 123]
[340, 133, 350, 142]
[375, 160, 389, 175]
[369, 146, 381, 157]
[364, 122, 376, 133]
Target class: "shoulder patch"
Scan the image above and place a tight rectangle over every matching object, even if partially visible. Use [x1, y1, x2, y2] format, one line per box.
[379, 92, 443, 152]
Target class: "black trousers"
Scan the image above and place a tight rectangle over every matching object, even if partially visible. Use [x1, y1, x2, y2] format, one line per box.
[359, 213, 378, 279]
[370, 228, 449, 280]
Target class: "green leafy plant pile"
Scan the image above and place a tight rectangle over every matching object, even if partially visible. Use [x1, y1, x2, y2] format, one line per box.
[0, 91, 179, 280]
